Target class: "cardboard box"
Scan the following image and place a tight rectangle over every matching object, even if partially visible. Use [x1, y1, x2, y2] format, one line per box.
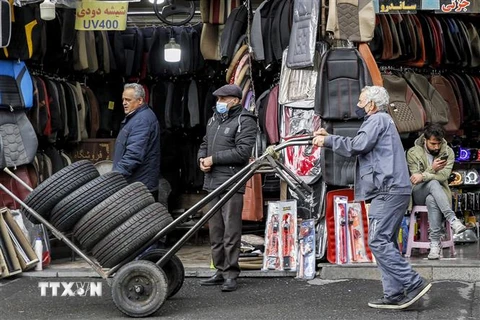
[1, 208, 39, 271]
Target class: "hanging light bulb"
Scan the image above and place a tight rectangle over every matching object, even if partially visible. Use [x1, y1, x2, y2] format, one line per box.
[164, 37, 181, 62]
[148, 0, 165, 4]
[40, 0, 56, 21]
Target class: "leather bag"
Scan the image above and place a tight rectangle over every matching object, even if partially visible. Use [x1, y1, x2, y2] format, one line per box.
[241, 167, 263, 222]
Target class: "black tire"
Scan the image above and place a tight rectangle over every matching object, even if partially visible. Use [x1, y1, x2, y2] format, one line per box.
[137, 249, 185, 299]
[73, 182, 154, 251]
[21, 160, 99, 224]
[93, 203, 173, 268]
[112, 260, 168, 318]
[49, 171, 128, 232]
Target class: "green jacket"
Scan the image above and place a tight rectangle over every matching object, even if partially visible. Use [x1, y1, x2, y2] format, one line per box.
[406, 134, 454, 202]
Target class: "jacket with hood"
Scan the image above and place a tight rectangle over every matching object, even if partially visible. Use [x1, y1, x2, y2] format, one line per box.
[323, 111, 412, 202]
[112, 104, 160, 192]
[406, 134, 454, 201]
[197, 105, 257, 193]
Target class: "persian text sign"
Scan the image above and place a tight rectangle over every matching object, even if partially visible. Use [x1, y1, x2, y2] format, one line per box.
[75, 1, 128, 31]
[438, 0, 475, 13]
[378, 0, 420, 13]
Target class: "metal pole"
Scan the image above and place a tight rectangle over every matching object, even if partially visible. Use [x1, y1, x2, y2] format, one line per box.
[157, 165, 257, 268]
[0, 184, 109, 279]
[157, 158, 260, 231]
[265, 156, 308, 201]
[3, 168, 34, 192]
[272, 157, 314, 194]
[144, 156, 271, 236]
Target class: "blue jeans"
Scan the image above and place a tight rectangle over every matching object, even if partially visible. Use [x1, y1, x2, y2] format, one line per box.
[368, 193, 422, 300]
[412, 180, 455, 242]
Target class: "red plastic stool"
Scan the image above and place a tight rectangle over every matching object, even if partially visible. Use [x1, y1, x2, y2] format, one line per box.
[404, 205, 456, 258]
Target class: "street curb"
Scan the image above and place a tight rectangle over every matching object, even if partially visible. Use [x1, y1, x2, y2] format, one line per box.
[17, 268, 297, 279]
[319, 264, 480, 282]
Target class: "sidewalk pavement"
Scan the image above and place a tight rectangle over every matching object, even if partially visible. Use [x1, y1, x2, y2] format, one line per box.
[18, 244, 297, 279]
[16, 243, 480, 282]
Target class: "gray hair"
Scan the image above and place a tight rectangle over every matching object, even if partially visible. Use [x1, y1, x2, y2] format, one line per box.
[361, 86, 390, 111]
[124, 83, 145, 100]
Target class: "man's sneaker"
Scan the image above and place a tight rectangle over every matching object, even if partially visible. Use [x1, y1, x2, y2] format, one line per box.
[396, 280, 432, 309]
[368, 297, 404, 309]
[428, 242, 441, 260]
[451, 219, 467, 234]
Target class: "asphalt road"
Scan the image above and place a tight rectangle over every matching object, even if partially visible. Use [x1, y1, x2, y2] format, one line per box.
[0, 277, 479, 320]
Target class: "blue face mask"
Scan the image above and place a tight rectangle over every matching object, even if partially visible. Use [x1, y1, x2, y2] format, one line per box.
[355, 106, 366, 119]
[216, 102, 228, 114]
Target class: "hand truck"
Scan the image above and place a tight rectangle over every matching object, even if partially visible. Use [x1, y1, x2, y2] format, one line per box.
[0, 136, 314, 317]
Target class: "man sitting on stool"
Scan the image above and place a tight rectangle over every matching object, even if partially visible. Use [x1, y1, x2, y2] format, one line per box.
[406, 123, 466, 260]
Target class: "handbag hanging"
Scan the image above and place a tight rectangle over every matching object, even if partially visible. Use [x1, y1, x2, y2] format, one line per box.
[242, 131, 263, 222]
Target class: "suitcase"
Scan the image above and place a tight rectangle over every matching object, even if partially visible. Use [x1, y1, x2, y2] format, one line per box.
[321, 121, 362, 187]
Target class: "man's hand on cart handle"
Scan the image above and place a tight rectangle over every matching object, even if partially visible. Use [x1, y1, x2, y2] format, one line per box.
[312, 136, 325, 147]
[313, 128, 329, 136]
[312, 128, 328, 147]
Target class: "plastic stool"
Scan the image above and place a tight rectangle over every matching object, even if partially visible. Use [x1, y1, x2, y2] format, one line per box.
[404, 205, 456, 258]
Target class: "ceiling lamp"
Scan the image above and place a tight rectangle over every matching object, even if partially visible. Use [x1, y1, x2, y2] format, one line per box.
[40, 0, 56, 21]
[164, 37, 181, 62]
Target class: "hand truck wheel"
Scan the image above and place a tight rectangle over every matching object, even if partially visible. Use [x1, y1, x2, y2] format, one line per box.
[137, 248, 185, 299]
[111, 260, 168, 318]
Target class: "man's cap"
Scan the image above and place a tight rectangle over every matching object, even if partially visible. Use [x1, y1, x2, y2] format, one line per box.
[212, 84, 243, 99]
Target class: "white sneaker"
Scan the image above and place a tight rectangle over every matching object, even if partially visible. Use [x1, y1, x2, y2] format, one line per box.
[451, 219, 467, 234]
[428, 242, 441, 260]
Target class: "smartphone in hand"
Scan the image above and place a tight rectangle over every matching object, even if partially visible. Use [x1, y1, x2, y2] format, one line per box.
[439, 154, 448, 161]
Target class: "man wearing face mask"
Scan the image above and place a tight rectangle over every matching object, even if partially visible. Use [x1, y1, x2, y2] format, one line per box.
[312, 86, 431, 310]
[406, 123, 466, 260]
[112, 83, 161, 199]
[197, 84, 257, 292]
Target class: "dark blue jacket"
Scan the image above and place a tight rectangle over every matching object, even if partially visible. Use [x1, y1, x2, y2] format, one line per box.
[324, 111, 412, 201]
[112, 104, 160, 191]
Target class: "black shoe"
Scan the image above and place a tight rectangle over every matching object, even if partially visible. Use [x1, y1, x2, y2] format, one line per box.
[221, 279, 237, 292]
[200, 274, 224, 286]
[368, 297, 404, 309]
[396, 280, 432, 309]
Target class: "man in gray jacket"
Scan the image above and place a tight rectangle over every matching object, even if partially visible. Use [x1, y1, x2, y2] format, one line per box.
[313, 86, 431, 310]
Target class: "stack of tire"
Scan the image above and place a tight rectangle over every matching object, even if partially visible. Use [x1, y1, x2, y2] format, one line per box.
[21, 160, 174, 268]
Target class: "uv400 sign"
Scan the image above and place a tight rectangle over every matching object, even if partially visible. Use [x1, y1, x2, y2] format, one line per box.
[82, 20, 120, 29]
[75, 1, 129, 31]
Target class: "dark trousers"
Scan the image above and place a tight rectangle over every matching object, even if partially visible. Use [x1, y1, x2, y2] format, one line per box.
[207, 192, 243, 279]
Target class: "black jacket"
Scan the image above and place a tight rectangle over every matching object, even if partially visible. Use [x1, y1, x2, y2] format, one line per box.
[197, 105, 257, 193]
